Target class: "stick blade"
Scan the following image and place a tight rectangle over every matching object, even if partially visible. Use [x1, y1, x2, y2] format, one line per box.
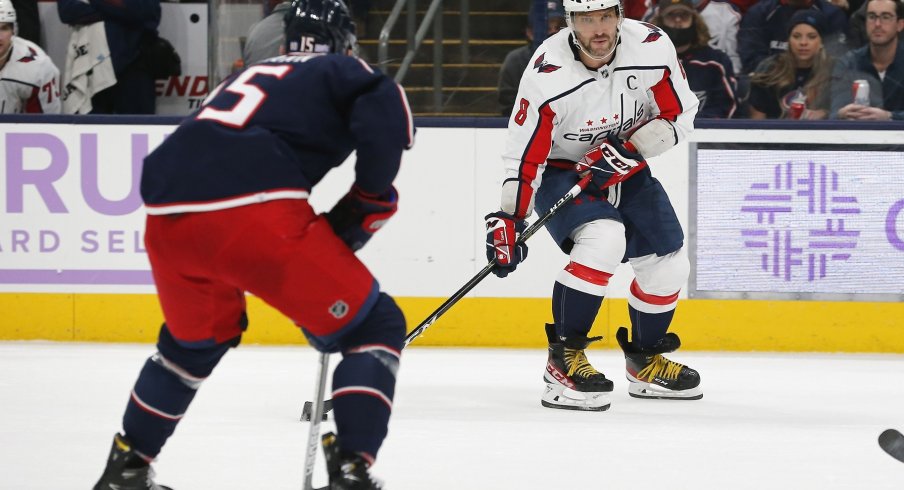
[879, 429, 904, 463]
[300, 399, 334, 422]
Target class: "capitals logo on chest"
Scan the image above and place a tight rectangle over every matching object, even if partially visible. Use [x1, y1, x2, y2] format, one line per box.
[563, 94, 646, 145]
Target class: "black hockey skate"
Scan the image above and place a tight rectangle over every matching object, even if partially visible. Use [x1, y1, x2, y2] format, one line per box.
[616, 326, 702, 400]
[93, 433, 172, 490]
[319, 432, 383, 489]
[542, 323, 613, 411]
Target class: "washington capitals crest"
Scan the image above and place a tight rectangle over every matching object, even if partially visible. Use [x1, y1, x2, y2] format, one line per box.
[533, 53, 560, 73]
[17, 47, 38, 63]
[639, 22, 663, 43]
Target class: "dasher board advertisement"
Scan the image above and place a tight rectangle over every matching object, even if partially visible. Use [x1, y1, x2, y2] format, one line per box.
[692, 143, 904, 301]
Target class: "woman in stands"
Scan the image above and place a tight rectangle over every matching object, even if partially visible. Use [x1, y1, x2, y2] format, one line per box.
[748, 10, 834, 119]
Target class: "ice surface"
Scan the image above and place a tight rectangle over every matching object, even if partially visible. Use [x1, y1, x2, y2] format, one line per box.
[2, 342, 903, 489]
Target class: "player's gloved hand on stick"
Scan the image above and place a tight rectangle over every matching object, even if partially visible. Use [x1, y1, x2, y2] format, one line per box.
[575, 134, 647, 191]
[326, 185, 398, 251]
[485, 211, 528, 278]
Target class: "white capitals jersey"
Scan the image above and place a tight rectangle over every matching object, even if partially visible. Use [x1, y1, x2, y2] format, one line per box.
[0, 36, 61, 114]
[502, 20, 698, 219]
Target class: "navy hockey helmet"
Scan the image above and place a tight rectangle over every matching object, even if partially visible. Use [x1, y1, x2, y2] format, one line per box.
[284, 0, 357, 55]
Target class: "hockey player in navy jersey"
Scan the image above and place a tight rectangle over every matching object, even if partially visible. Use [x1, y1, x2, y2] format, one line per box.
[485, 0, 702, 412]
[92, 1, 414, 489]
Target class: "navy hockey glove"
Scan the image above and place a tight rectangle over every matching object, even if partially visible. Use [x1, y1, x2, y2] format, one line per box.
[485, 211, 528, 278]
[575, 135, 647, 191]
[326, 185, 398, 251]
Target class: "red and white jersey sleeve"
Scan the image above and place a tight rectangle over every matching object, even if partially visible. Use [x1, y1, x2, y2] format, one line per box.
[500, 20, 698, 218]
[0, 37, 61, 114]
[636, 20, 698, 148]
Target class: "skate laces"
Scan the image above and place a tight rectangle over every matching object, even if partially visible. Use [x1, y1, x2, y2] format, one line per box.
[637, 354, 684, 381]
[564, 348, 601, 379]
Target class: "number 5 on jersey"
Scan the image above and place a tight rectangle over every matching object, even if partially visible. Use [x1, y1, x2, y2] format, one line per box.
[197, 65, 292, 128]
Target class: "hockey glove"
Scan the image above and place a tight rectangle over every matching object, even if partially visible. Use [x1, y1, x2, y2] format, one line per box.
[575, 135, 647, 192]
[326, 185, 398, 251]
[485, 211, 528, 278]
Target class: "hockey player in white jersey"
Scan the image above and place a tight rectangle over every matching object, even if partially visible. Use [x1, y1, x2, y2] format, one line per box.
[0, 0, 60, 114]
[484, 0, 702, 411]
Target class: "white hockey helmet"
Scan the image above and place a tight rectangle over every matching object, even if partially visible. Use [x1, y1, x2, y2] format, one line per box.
[564, 0, 624, 27]
[564, 0, 624, 61]
[563, 0, 622, 13]
[0, 0, 16, 32]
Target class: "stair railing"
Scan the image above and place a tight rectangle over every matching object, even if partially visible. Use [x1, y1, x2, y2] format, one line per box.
[378, 0, 445, 112]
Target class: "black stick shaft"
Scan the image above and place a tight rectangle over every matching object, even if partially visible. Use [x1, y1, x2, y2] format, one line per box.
[301, 174, 592, 419]
[403, 174, 591, 347]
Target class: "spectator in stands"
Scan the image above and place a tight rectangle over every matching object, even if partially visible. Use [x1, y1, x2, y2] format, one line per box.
[497, 1, 566, 116]
[243, 0, 291, 67]
[831, 0, 904, 120]
[0, 0, 60, 113]
[623, 0, 649, 19]
[828, 0, 866, 15]
[646, 0, 742, 72]
[847, 1, 870, 48]
[738, 0, 847, 74]
[748, 10, 834, 118]
[729, 0, 758, 14]
[651, 0, 738, 118]
[57, 0, 161, 114]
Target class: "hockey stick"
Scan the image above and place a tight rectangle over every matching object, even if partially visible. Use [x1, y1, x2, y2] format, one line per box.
[302, 352, 331, 490]
[879, 428, 904, 463]
[300, 173, 592, 421]
[403, 173, 593, 347]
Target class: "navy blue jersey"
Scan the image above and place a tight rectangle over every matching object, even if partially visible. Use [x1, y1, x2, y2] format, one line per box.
[680, 46, 737, 119]
[141, 54, 414, 214]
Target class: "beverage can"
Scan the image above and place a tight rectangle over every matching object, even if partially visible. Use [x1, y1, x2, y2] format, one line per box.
[852, 80, 870, 106]
[788, 101, 805, 119]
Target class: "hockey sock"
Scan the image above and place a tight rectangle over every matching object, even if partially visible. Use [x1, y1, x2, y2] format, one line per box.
[552, 261, 610, 338]
[332, 293, 404, 463]
[627, 279, 678, 350]
[122, 358, 197, 460]
[122, 326, 234, 459]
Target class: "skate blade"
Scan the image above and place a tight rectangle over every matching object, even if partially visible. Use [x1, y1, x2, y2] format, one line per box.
[541, 385, 611, 411]
[541, 399, 611, 411]
[628, 383, 703, 400]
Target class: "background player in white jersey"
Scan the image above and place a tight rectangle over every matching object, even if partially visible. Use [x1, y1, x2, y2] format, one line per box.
[485, 0, 702, 411]
[0, 0, 59, 114]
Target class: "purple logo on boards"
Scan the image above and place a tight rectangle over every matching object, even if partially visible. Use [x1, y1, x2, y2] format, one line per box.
[740, 161, 860, 281]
